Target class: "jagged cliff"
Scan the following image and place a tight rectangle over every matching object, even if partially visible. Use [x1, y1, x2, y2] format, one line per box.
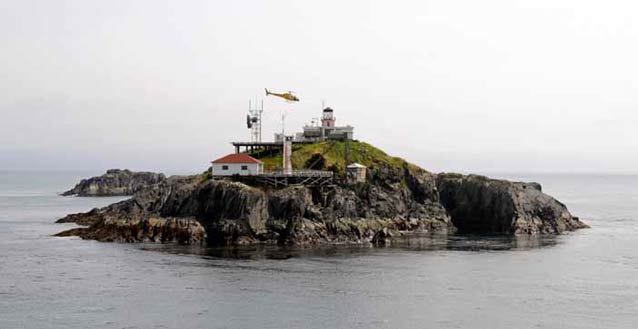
[61, 169, 166, 196]
[55, 141, 588, 245]
[436, 173, 586, 234]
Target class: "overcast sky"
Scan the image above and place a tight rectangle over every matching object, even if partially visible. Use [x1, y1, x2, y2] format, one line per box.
[1, 0, 637, 174]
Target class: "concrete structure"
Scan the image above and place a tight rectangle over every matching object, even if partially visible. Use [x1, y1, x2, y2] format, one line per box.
[273, 107, 354, 143]
[282, 136, 293, 175]
[298, 107, 353, 142]
[212, 153, 263, 176]
[346, 163, 367, 183]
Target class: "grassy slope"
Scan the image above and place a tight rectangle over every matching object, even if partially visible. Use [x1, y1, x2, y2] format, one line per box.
[251, 140, 422, 174]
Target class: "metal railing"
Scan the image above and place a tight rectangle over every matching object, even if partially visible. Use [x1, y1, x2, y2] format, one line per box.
[260, 170, 333, 177]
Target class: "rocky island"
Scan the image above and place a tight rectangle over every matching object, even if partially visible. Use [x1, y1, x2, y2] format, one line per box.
[55, 141, 588, 245]
[61, 169, 166, 196]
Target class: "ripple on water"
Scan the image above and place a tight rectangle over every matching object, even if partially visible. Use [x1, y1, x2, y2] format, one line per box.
[1, 172, 638, 329]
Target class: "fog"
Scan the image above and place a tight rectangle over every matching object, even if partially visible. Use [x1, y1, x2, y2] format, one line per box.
[1, 0, 637, 174]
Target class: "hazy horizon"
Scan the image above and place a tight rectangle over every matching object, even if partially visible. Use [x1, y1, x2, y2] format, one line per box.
[2, 0, 637, 174]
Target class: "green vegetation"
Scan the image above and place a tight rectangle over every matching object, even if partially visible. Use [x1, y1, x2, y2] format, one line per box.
[201, 167, 212, 181]
[252, 140, 421, 174]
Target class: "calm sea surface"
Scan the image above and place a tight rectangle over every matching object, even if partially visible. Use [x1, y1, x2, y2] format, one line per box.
[1, 171, 637, 329]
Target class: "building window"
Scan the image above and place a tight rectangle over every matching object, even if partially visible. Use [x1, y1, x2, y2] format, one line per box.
[222, 165, 229, 170]
[241, 165, 248, 170]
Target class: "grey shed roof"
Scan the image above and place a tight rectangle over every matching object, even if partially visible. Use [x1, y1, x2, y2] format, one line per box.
[347, 163, 366, 169]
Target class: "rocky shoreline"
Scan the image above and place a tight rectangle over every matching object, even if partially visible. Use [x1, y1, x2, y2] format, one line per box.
[55, 150, 588, 246]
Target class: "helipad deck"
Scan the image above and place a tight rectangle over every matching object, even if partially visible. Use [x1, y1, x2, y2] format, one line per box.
[231, 141, 313, 154]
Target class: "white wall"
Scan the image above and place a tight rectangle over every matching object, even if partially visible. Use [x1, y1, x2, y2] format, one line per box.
[211, 163, 262, 176]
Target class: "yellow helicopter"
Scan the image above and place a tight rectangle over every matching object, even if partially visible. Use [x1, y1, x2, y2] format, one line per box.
[265, 88, 299, 102]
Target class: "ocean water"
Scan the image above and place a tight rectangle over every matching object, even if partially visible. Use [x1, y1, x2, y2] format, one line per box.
[1, 170, 637, 329]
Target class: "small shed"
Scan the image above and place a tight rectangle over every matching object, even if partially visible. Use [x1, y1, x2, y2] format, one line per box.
[346, 163, 367, 183]
[212, 153, 263, 176]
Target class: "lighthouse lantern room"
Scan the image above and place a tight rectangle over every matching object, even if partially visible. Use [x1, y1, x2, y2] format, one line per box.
[321, 108, 336, 127]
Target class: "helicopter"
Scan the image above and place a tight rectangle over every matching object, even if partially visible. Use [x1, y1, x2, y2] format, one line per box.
[265, 88, 299, 102]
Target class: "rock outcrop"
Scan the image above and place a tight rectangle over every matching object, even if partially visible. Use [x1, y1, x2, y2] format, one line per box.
[61, 169, 166, 196]
[55, 142, 588, 245]
[56, 164, 454, 245]
[436, 173, 588, 234]
[55, 217, 206, 244]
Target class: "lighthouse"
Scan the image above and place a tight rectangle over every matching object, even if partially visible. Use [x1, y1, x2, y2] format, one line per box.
[295, 107, 353, 141]
[321, 107, 336, 127]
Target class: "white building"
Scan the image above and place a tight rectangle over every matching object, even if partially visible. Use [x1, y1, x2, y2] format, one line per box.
[211, 153, 263, 176]
[301, 107, 354, 141]
[275, 107, 354, 143]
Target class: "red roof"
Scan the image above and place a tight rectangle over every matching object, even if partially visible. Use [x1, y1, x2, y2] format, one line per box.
[212, 153, 262, 164]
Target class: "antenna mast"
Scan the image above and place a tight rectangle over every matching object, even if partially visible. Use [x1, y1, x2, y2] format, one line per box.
[247, 99, 263, 142]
